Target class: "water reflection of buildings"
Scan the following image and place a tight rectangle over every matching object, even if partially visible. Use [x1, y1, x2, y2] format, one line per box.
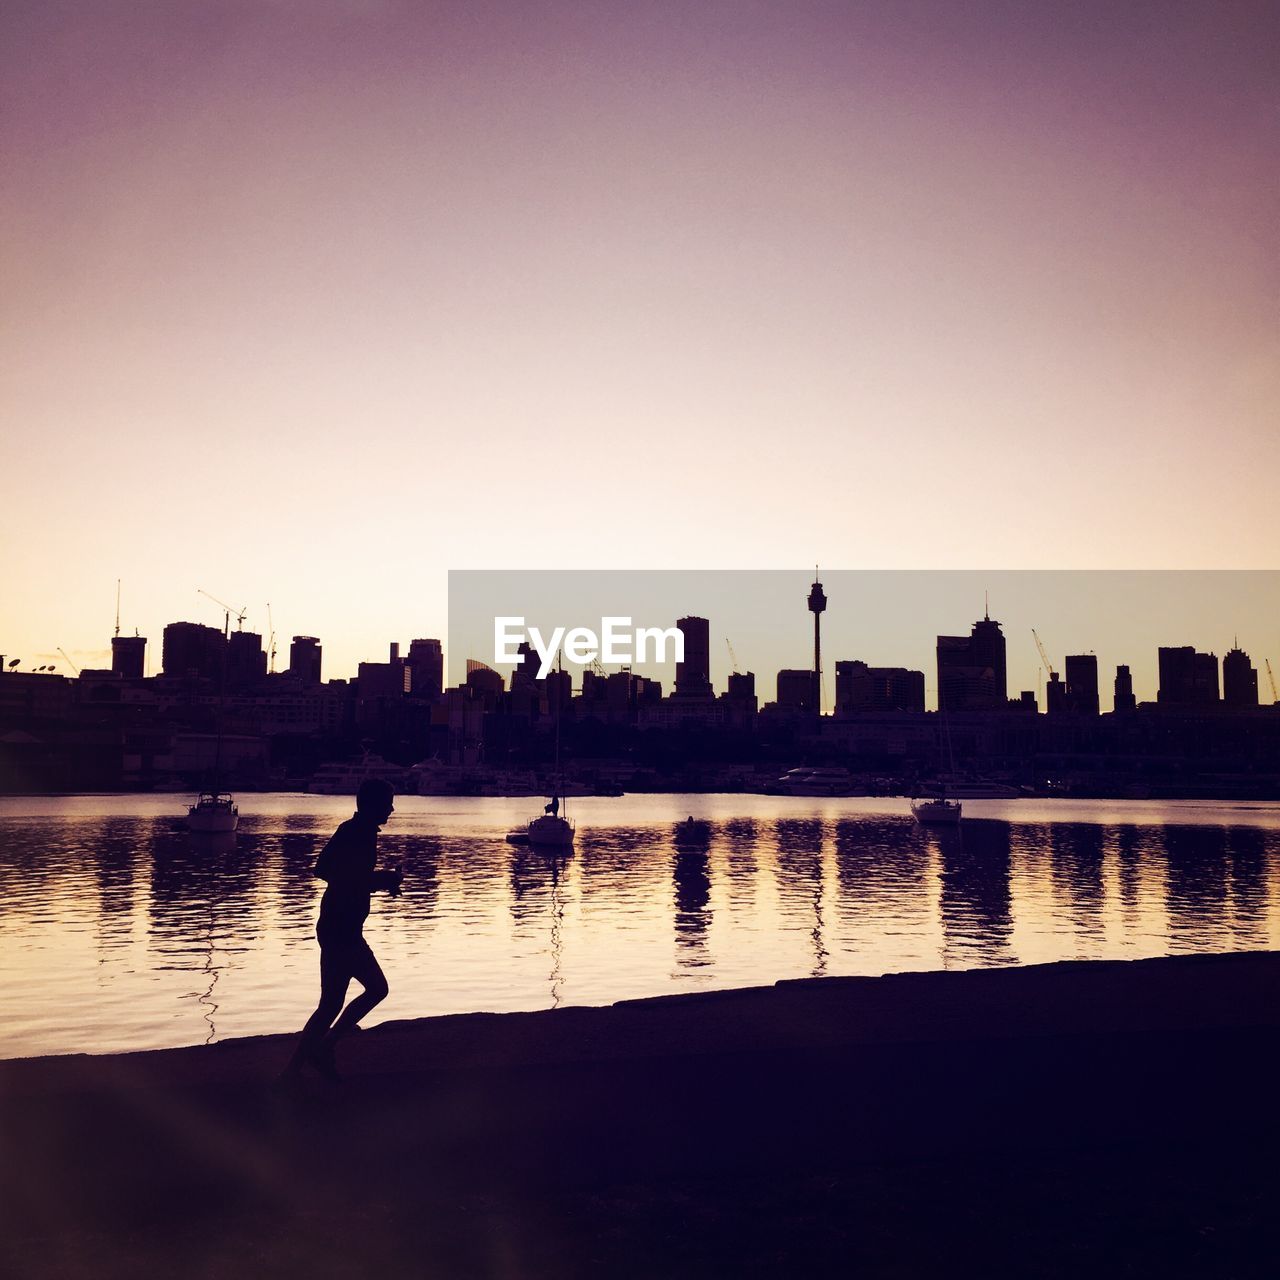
[673, 847, 712, 969]
[1049, 822, 1106, 944]
[1164, 825, 1229, 948]
[937, 820, 1013, 967]
[720, 818, 759, 910]
[834, 818, 930, 911]
[774, 818, 828, 977]
[1226, 825, 1269, 949]
[94, 818, 146, 952]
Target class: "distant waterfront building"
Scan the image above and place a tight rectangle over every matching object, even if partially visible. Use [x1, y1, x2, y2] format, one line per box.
[937, 611, 1007, 711]
[1063, 655, 1099, 715]
[510, 642, 541, 690]
[675, 616, 712, 698]
[1045, 670, 1067, 715]
[111, 634, 146, 679]
[289, 636, 322, 687]
[777, 668, 817, 712]
[1114, 665, 1136, 713]
[407, 638, 444, 702]
[721, 670, 758, 723]
[1222, 645, 1258, 708]
[358, 642, 410, 699]
[834, 660, 925, 715]
[464, 660, 504, 701]
[1157, 646, 1219, 707]
[227, 630, 267, 689]
[162, 621, 226, 680]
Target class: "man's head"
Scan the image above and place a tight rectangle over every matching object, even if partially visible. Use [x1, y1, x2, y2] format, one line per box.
[356, 778, 395, 825]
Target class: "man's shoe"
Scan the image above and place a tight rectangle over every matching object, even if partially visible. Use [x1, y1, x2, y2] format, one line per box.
[307, 1039, 342, 1082]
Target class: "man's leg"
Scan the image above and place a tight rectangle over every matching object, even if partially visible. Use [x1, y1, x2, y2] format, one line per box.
[283, 944, 354, 1076]
[327, 939, 388, 1040]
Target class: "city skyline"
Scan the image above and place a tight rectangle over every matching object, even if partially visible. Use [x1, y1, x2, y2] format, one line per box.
[3, 2, 1279, 681]
[8, 569, 1278, 713]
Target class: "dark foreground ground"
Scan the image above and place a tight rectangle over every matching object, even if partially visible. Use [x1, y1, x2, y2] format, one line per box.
[3, 953, 1279, 1278]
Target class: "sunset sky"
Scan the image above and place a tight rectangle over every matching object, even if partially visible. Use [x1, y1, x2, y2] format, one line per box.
[3, 1, 1277, 680]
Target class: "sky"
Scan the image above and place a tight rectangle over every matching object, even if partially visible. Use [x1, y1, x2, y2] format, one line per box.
[2, 1, 1277, 681]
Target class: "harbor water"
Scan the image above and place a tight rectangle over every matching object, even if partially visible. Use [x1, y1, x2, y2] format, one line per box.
[2, 793, 1278, 1059]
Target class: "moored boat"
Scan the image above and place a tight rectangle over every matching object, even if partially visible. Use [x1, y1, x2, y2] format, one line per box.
[525, 811, 575, 848]
[911, 797, 962, 825]
[186, 791, 239, 833]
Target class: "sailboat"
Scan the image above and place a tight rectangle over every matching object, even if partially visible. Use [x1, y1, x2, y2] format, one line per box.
[184, 592, 241, 834]
[912, 692, 962, 826]
[509, 652, 575, 848]
[187, 791, 239, 833]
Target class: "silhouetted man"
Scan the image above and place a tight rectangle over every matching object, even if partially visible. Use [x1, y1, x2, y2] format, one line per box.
[285, 778, 403, 1081]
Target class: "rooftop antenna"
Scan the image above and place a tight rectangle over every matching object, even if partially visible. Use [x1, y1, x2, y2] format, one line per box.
[984, 590, 989, 621]
[114, 579, 121, 639]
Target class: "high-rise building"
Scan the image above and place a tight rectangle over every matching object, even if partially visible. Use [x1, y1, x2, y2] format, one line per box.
[162, 621, 226, 680]
[111, 634, 146, 679]
[1113, 665, 1136, 713]
[937, 611, 1007, 711]
[1063, 654, 1099, 715]
[510, 642, 541, 690]
[1158, 647, 1219, 706]
[1222, 646, 1258, 708]
[835, 660, 925, 714]
[227, 631, 267, 689]
[289, 636, 322, 687]
[776, 668, 817, 711]
[407, 638, 444, 702]
[675, 616, 712, 697]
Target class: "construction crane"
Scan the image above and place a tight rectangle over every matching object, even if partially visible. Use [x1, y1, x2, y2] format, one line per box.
[266, 603, 278, 675]
[197, 588, 247, 637]
[57, 647, 80, 676]
[1266, 659, 1278, 705]
[725, 637, 740, 675]
[1031, 629, 1056, 679]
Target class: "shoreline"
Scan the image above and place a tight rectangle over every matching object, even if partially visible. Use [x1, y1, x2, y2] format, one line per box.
[4, 952, 1279, 1276]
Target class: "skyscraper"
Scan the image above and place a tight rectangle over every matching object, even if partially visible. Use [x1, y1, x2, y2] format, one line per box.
[937, 610, 1007, 711]
[407, 638, 444, 701]
[1063, 654, 1099, 715]
[1113, 664, 1136, 713]
[227, 630, 267, 689]
[111, 634, 146, 679]
[1158, 647, 1219, 706]
[1222, 646, 1258, 708]
[289, 636, 322, 686]
[162, 621, 226, 680]
[675, 616, 712, 697]
[776, 668, 817, 711]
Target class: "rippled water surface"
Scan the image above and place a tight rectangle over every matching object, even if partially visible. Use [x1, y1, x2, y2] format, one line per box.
[2, 793, 1279, 1059]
